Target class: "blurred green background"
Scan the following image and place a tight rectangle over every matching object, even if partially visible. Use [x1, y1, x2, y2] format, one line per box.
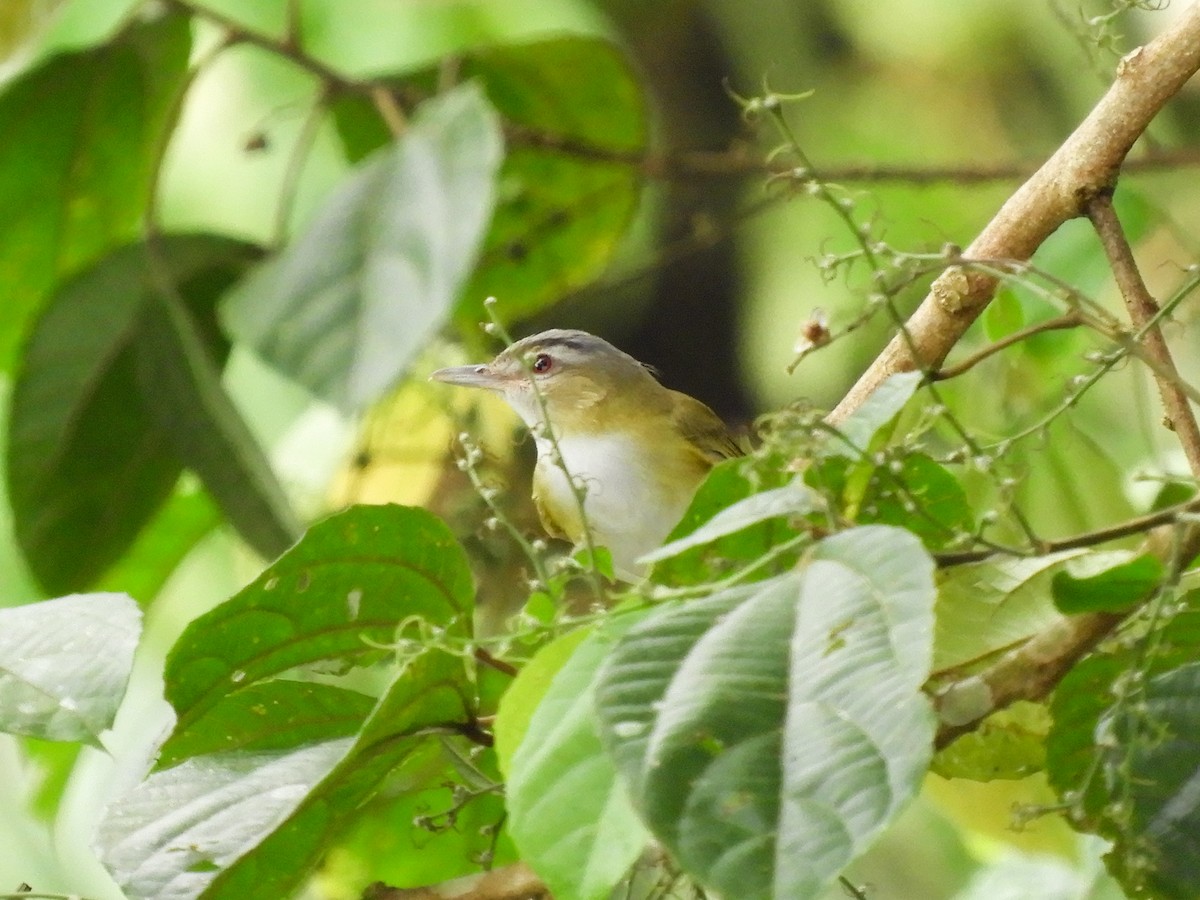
[0, 0, 1197, 897]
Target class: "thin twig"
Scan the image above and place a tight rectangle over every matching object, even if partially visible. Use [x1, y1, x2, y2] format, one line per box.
[370, 85, 407, 137]
[935, 491, 1200, 565]
[1086, 191, 1200, 477]
[931, 311, 1085, 380]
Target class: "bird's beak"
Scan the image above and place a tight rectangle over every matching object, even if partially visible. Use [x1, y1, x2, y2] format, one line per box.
[429, 364, 506, 391]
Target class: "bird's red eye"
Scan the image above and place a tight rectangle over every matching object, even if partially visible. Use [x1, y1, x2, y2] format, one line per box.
[532, 353, 553, 373]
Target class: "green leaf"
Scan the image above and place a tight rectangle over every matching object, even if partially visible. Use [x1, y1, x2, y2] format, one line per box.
[596, 526, 937, 899]
[1051, 552, 1163, 615]
[224, 82, 503, 410]
[857, 452, 973, 551]
[200, 651, 472, 900]
[824, 371, 923, 457]
[95, 485, 222, 605]
[0, 593, 140, 745]
[322, 743, 514, 892]
[1100, 662, 1200, 898]
[934, 553, 1086, 673]
[503, 615, 652, 900]
[98, 738, 356, 899]
[162, 504, 473, 760]
[137, 286, 301, 563]
[0, 12, 191, 373]
[640, 482, 819, 566]
[493, 626, 591, 775]
[157, 681, 377, 768]
[1047, 605, 1200, 896]
[931, 701, 1050, 781]
[649, 460, 796, 586]
[330, 36, 646, 327]
[7, 235, 261, 593]
[982, 289, 1025, 343]
[454, 38, 645, 325]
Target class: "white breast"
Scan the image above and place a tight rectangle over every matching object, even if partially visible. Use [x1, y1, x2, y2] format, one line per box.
[534, 432, 690, 579]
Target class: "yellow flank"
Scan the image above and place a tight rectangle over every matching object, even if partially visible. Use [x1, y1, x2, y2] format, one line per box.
[431, 329, 742, 579]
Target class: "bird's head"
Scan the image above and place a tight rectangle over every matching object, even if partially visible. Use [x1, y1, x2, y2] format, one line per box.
[431, 329, 662, 434]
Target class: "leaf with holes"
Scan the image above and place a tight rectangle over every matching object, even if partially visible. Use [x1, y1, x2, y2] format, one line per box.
[161, 504, 473, 761]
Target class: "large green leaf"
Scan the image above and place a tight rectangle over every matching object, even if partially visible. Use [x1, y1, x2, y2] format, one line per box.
[161, 504, 474, 762]
[7, 235, 262, 593]
[501, 618, 651, 900]
[596, 526, 937, 899]
[199, 651, 471, 900]
[0, 593, 140, 745]
[223, 82, 503, 410]
[136, 283, 301, 562]
[330, 36, 646, 329]
[99, 504, 479, 899]
[0, 11, 191, 372]
[99, 738, 354, 900]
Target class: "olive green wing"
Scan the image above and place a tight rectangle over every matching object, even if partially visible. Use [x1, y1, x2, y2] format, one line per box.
[669, 391, 745, 465]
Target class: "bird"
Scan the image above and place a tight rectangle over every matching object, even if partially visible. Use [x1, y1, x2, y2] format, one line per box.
[431, 329, 742, 580]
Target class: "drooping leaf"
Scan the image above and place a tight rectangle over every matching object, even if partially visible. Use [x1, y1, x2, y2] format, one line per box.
[330, 36, 646, 328]
[823, 371, 923, 457]
[933, 552, 1088, 673]
[224, 82, 503, 410]
[1051, 552, 1163, 615]
[161, 504, 473, 762]
[0, 11, 191, 372]
[136, 287, 301, 562]
[0, 593, 140, 745]
[7, 235, 261, 593]
[502, 618, 651, 900]
[640, 481, 820, 566]
[596, 526, 937, 899]
[649, 460, 797, 586]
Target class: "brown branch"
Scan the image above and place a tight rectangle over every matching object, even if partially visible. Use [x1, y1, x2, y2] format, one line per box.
[363, 864, 548, 900]
[828, 4, 1200, 425]
[933, 609, 1124, 749]
[1087, 192, 1200, 477]
[934, 520, 1200, 749]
